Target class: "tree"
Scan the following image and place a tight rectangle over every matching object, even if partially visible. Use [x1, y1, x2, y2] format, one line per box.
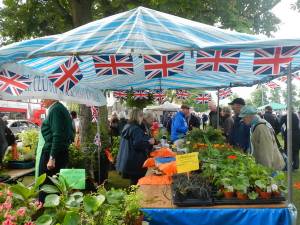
[282, 84, 299, 108]
[181, 90, 209, 112]
[250, 85, 269, 107]
[268, 88, 282, 103]
[0, 0, 281, 46]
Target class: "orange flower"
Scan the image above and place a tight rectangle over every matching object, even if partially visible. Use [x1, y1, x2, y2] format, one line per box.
[227, 155, 237, 160]
[293, 182, 300, 190]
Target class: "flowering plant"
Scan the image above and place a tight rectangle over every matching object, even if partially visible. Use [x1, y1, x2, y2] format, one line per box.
[0, 180, 43, 225]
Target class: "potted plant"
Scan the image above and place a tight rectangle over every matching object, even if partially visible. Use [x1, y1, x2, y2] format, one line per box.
[272, 171, 287, 197]
[233, 175, 250, 200]
[220, 177, 235, 199]
[255, 178, 272, 199]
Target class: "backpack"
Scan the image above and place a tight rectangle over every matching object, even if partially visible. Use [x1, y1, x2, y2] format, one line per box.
[5, 127, 16, 146]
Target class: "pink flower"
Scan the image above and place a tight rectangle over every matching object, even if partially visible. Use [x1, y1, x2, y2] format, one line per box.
[0, 204, 3, 211]
[6, 191, 12, 197]
[24, 222, 35, 225]
[3, 202, 11, 210]
[34, 201, 43, 209]
[5, 214, 16, 221]
[16, 207, 26, 217]
[2, 219, 15, 225]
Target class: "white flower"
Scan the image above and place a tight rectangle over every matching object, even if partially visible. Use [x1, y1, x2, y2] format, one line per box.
[271, 184, 278, 191]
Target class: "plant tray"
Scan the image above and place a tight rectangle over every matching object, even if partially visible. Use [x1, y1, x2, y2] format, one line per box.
[172, 186, 213, 207]
[0, 175, 10, 182]
[7, 160, 35, 169]
[213, 195, 286, 205]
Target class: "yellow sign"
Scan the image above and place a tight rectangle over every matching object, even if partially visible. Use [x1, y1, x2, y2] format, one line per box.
[176, 152, 199, 173]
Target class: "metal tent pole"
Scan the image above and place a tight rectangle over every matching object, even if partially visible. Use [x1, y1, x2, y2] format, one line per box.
[217, 89, 220, 129]
[287, 63, 293, 204]
[96, 113, 101, 184]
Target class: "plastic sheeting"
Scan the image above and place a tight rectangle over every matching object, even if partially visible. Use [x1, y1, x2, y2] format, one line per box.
[142, 207, 292, 225]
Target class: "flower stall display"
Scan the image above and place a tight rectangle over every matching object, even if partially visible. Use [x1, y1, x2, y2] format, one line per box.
[170, 140, 287, 206]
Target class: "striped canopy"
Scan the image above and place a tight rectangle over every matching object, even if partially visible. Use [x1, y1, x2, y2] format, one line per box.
[0, 6, 300, 105]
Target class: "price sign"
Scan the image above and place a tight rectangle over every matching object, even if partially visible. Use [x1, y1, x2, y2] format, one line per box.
[60, 169, 85, 190]
[176, 152, 199, 173]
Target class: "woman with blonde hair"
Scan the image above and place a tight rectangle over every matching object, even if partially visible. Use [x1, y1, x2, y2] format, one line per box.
[116, 108, 155, 184]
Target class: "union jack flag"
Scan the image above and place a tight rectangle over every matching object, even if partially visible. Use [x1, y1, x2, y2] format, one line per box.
[265, 81, 280, 89]
[93, 55, 134, 76]
[219, 88, 232, 100]
[196, 50, 240, 74]
[195, 93, 211, 104]
[152, 90, 166, 103]
[91, 106, 98, 123]
[176, 89, 190, 100]
[144, 53, 184, 79]
[113, 91, 127, 99]
[253, 46, 300, 75]
[133, 90, 149, 100]
[0, 70, 32, 96]
[48, 57, 83, 92]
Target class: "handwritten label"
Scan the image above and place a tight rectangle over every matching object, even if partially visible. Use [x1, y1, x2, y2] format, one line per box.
[176, 152, 199, 173]
[60, 169, 85, 190]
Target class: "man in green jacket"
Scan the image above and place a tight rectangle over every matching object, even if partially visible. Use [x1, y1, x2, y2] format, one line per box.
[39, 99, 74, 202]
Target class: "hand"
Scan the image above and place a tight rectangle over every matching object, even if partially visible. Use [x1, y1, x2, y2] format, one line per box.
[148, 138, 155, 145]
[47, 158, 56, 170]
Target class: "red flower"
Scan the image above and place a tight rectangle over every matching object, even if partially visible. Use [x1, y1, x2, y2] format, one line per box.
[24, 222, 35, 225]
[34, 201, 43, 210]
[6, 190, 13, 197]
[227, 155, 237, 160]
[3, 202, 12, 210]
[294, 182, 300, 190]
[2, 219, 15, 225]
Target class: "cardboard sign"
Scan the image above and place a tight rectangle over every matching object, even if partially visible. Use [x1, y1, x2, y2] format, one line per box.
[176, 152, 199, 173]
[60, 169, 85, 190]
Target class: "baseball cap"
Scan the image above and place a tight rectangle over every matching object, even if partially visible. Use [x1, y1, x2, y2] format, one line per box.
[239, 106, 257, 118]
[228, 98, 246, 106]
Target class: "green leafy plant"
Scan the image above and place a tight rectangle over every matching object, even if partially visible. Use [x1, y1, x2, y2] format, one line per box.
[124, 90, 154, 109]
[111, 136, 120, 161]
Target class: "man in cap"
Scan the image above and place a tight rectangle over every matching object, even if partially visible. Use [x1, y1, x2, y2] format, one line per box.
[240, 106, 285, 170]
[228, 98, 251, 152]
[171, 105, 190, 143]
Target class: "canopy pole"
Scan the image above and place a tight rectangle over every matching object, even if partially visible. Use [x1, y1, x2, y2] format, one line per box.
[287, 63, 293, 204]
[217, 89, 220, 129]
[96, 112, 101, 184]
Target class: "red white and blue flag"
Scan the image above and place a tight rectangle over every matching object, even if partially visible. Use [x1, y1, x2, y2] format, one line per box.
[93, 55, 134, 76]
[91, 106, 98, 123]
[152, 90, 166, 103]
[48, 57, 83, 92]
[0, 70, 32, 96]
[196, 50, 240, 74]
[113, 91, 127, 99]
[176, 89, 190, 100]
[133, 90, 149, 100]
[265, 81, 279, 89]
[253, 46, 300, 75]
[195, 93, 211, 104]
[219, 88, 232, 100]
[144, 53, 184, 79]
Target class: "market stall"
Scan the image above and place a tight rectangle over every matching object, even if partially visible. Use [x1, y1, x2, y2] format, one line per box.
[0, 6, 299, 225]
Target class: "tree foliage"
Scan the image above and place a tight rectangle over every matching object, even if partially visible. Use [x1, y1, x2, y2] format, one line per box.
[250, 85, 269, 107]
[268, 88, 282, 103]
[0, 0, 281, 45]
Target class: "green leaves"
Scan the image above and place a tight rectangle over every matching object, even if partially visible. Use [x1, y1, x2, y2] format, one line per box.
[63, 211, 80, 225]
[41, 184, 60, 194]
[36, 215, 53, 225]
[44, 194, 60, 207]
[248, 191, 259, 200]
[34, 173, 47, 191]
[83, 195, 105, 214]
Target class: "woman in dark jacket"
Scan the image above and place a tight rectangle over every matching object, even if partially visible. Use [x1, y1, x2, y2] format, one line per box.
[116, 108, 155, 185]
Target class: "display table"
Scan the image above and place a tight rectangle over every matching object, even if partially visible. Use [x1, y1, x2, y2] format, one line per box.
[139, 184, 291, 225]
[4, 168, 35, 184]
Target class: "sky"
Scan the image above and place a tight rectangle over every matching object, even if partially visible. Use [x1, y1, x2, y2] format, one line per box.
[0, 0, 299, 103]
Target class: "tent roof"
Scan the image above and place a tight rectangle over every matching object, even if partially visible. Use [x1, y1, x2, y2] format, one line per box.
[258, 102, 287, 110]
[146, 101, 180, 111]
[0, 7, 300, 105]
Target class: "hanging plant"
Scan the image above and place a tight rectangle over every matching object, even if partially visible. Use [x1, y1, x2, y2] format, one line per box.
[123, 89, 154, 109]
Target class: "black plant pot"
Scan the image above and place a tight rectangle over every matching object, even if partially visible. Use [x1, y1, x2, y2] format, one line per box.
[7, 160, 35, 169]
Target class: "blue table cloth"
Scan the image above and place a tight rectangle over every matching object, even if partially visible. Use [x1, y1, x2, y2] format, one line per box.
[142, 207, 291, 225]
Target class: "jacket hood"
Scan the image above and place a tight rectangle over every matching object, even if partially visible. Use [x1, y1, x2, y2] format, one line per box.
[121, 123, 138, 139]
